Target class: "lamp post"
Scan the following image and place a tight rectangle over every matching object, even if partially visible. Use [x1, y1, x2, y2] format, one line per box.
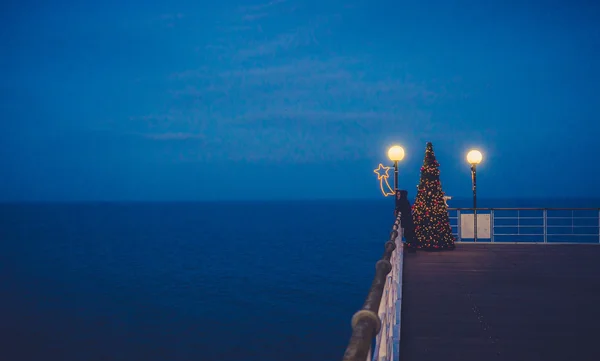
[466, 150, 483, 242]
[387, 145, 405, 192]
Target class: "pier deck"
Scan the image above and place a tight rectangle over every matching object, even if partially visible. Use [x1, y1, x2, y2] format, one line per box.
[399, 244, 600, 361]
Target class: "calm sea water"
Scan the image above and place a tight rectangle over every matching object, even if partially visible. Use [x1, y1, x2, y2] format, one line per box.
[0, 199, 598, 361]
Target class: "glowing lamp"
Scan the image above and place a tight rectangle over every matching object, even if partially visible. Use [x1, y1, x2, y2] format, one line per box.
[466, 149, 483, 165]
[387, 146, 405, 162]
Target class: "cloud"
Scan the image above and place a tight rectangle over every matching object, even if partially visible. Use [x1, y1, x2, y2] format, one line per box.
[171, 55, 436, 110]
[238, 0, 288, 13]
[142, 132, 205, 140]
[120, 2, 441, 162]
[160, 13, 184, 20]
[235, 31, 302, 59]
[129, 115, 175, 122]
[145, 127, 378, 163]
[165, 53, 437, 137]
[218, 0, 293, 34]
[217, 25, 255, 33]
[154, 13, 186, 28]
[242, 13, 269, 21]
[234, 110, 400, 123]
[169, 66, 211, 80]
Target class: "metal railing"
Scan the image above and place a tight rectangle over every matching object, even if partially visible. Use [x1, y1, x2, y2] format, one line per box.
[342, 214, 404, 361]
[448, 208, 600, 243]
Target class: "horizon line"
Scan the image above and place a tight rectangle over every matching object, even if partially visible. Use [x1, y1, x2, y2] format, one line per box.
[1, 196, 599, 204]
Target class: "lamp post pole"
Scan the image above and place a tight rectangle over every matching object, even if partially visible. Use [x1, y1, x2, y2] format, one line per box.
[387, 145, 405, 216]
[471, 164, 477, 242]
[466, 149, 483, 243]
[393, 160, 399, 192]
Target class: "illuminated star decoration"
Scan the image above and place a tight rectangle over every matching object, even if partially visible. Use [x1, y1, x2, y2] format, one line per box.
[373, 163, 395, 197]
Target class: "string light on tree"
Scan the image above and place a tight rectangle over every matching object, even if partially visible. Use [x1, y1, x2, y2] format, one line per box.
[412, 142, 456, 250]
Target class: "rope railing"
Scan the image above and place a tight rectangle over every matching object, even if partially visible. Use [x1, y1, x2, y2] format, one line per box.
[342, 213, 403, 361]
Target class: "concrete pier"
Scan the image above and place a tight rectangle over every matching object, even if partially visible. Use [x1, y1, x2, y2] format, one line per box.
[399, 244, 600, 361]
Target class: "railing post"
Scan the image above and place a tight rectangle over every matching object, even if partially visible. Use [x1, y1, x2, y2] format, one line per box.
[571, 210, 574, 236]
[490, 209, 494, 243]
[543, 209, 547, 243]
[517, 210, 520, 235]
[457, 210, 461, 242]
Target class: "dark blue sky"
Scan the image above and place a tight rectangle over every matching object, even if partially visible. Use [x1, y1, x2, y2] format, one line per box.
[1, 0, 599, 201]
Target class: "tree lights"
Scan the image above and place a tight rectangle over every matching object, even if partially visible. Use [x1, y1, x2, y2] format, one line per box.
[412, 142, 456, 250]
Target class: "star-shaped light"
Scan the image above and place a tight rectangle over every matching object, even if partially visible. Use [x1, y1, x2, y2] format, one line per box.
[373, 163, 391, 180]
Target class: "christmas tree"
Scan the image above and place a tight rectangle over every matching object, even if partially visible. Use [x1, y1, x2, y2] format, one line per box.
[412, 142, 455, 250]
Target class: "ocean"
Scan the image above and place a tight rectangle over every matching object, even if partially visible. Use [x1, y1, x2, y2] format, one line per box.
[0, 199, 598, 361]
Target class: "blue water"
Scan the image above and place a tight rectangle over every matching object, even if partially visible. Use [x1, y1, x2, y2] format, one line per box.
[0, 201, 394, 361]
[0, 199, 598, 360]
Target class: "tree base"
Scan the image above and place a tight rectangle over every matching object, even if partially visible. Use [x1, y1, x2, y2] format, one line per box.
[417, 244, 456, 251]
[405, 244, 418, 253]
